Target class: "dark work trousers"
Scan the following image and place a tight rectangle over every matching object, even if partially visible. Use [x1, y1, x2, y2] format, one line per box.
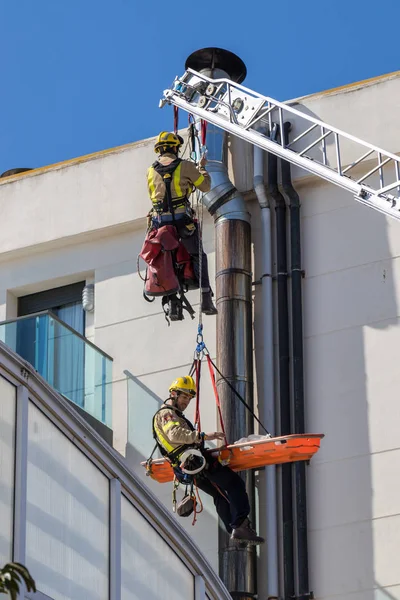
[176, 221, 211, 292]
[195, 461, 250, 533]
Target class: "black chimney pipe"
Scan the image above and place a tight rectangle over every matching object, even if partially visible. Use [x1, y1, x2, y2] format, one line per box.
[267, 123, 295, 600]
[281, 121, 311, 600]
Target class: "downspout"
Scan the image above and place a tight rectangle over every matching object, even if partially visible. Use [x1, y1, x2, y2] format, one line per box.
[253, 129, 279, 600]
[267, 124, 295, 600]
[185, 48, 256, 599]
[281, 122, 311, 600]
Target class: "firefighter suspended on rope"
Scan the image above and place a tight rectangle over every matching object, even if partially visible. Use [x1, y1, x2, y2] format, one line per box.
[140, 130, 217, 320]
[144, 325, 324, 484]
[151, 374, 265, 546]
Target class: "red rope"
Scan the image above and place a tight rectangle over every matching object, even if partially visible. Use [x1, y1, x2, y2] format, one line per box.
[194, 359, 201, 432]
[201, 119, 207, 146]
[192, 479, 204, 526]
[206, 355, 228, 446]
[173, 106, 179, 134]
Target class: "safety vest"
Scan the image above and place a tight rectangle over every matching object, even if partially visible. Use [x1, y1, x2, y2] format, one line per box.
[147, 158, 188, 215]
[152, 404, 196, 466]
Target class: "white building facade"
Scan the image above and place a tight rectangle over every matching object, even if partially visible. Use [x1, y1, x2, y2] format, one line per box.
[1, 70, 400, 599]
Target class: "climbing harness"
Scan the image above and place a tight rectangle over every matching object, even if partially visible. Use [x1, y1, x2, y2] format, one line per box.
[148, 157, 187, 217]
[140, 116, 209, 325]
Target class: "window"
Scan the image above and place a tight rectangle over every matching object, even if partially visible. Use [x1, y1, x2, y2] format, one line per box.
[18, 282, 85, 332]
[17, 283, 86, 407]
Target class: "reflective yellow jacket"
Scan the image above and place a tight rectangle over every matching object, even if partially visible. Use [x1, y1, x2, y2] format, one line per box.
[147, 153, 211, 216]
[153, 403, 202, 457]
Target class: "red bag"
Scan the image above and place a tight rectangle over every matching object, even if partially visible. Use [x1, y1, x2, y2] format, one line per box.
[140, 226, 180, 297]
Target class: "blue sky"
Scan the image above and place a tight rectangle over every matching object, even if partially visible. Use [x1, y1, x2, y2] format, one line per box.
[1, 0, 399, 174]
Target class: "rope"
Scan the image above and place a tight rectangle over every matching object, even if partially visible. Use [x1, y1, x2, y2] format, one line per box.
[190, 329, 269, 436]
[194, 358, 201, 432]
[196, 187, 204, 311]
[207, 355, 271, 436]
[184, 116, 269, 446]
[136, 254, 147, 281]
[188, 358, 196, 378]
[192, 121, 205, 323]
[206, 355, 228, 446]
[192, 479, 204, 526]
[201, 119, 207, 146]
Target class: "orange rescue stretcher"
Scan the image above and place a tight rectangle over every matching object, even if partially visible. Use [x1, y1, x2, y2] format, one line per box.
[142, 433, 324, 484]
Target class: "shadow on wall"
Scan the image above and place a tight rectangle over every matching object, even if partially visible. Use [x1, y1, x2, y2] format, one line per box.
[124, 371, 163, 468]
[250, 132, 399, 597]
[121, 498, 196, 600]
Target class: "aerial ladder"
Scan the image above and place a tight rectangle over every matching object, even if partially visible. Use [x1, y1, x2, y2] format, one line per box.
[159, 60, 400, 222]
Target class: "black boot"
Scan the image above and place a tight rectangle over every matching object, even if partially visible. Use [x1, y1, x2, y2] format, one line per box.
[230, 518, 265, 546]
[201, 290, 218, 315]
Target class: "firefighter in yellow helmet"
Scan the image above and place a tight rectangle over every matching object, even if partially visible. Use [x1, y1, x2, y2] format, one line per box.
[152, 375, 265, 546]
[146, 132, 217, 315]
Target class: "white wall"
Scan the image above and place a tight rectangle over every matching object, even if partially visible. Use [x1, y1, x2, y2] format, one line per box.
[250, 169, 400, 598]
[0, 139, 154, 256]
[301, 180, 400, 600]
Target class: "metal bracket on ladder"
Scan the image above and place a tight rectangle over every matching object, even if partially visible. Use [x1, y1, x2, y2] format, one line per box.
[160, 68, 400, 222]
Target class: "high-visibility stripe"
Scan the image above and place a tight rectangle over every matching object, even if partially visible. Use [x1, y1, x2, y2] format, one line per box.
[193, 174, 204, 187]
[173, 162, 183, 197]
[154, 423, 175, 453]
[147, 167, 157, 200]
[163, 420, 180, 432]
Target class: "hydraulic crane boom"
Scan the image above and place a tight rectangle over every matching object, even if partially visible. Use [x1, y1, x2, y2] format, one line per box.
[160, 68, 400, 222]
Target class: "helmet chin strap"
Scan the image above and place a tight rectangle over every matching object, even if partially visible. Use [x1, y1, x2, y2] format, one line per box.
[169, 393, 180, 407]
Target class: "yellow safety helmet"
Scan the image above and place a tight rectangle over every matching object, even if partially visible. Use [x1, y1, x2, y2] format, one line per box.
[154, 131, 183, 154]
[169, 375, 196, 397]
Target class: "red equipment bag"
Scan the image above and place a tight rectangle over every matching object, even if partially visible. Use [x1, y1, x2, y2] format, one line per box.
[140, 226, 180, 297]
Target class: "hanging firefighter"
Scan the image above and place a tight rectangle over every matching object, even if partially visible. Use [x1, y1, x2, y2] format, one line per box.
[152, 375, 265, 545]
[143, 131, 217, 317]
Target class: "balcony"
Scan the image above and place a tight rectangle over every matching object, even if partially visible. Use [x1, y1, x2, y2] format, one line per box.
[0, 310, 112, 428]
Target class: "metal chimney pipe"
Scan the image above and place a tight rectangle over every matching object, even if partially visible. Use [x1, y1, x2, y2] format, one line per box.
[185, 48, 256, 599]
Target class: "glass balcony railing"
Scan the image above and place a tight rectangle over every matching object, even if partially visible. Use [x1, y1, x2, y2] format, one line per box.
[125, 370, 163, 463]
[0, 311, 112, 427]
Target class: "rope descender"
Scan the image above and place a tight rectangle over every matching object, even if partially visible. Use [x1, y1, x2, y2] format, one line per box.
[195, 323, 207, 358]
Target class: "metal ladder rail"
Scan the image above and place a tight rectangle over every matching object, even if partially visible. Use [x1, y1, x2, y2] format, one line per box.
[160, 68, 400, 222]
